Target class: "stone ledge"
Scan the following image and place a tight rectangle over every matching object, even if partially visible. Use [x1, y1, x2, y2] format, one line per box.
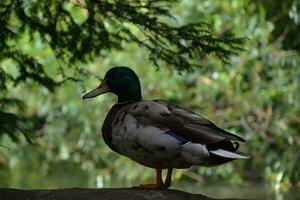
[0, 188, 247, 200]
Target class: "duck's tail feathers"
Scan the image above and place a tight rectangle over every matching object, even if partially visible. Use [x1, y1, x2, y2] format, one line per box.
[209, 149, 250, 159]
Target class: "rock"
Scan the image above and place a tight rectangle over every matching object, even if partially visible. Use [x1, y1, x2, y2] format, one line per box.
[0, 188, 243, 200]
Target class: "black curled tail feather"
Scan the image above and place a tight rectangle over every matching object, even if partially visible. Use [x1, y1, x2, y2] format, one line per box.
[206, 140, 237, 152]
[233, 142, 240, 151]
[206, 140, 250, 163]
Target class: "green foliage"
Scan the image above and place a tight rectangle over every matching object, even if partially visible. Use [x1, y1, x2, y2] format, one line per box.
[260, 0, 300, 50]
[0, 0, 244, 142]
[0, 0, 299, 199]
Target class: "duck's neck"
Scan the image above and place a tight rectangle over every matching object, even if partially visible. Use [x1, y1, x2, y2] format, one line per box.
[116, 84, 142, 103]
[117, 95, 142, 103]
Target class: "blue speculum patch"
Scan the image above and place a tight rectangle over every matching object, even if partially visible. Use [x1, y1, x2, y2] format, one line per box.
[165, 130, 190, 144]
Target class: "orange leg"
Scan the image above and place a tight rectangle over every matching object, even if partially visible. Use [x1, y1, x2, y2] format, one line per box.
[164, 167, 173, 188]
[133, 166, 166, 189]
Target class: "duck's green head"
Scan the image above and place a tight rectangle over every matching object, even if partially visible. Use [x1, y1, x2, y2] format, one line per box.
[82, 66, 142, 103]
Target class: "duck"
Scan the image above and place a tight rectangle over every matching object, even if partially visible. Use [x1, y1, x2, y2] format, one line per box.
[82, 66, 249, 189]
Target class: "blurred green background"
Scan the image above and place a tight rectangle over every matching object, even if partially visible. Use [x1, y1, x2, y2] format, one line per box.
[0, 1, 300, 200]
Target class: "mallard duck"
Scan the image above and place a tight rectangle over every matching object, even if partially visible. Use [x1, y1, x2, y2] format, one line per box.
[83, 66, 249, 189]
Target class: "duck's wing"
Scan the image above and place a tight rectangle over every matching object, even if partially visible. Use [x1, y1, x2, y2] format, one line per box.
[128, 100, 245, 145]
